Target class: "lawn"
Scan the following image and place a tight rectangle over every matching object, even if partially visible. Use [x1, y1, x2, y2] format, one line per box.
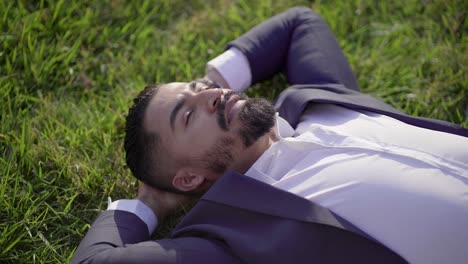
[1, 0, 466, 263]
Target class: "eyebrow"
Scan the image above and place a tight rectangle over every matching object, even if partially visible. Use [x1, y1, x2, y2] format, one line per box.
[169, 82, 198, 131]
[170, 97, 186, 132]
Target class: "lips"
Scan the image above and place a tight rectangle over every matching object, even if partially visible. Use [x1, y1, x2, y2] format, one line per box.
[224, 95, 245, 125]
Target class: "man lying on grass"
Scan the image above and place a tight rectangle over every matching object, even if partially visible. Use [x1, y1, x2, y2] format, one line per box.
[73, 7, 468, 264]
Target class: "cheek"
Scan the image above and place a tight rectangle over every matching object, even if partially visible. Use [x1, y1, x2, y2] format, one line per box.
[181, 118, 221, 151]
[192, 114, 221, 136]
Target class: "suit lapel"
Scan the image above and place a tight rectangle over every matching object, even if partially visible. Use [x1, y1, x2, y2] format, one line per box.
[274, 83, 468, 137]
[201, 171, 368, 238]
[173, 171, 406, 263]
[275, 84, 398, 128]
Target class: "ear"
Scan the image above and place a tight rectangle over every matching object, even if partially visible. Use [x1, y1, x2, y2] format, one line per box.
[172, 168, 205, 192]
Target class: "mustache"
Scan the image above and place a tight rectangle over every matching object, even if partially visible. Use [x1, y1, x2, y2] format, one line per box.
[216, 91, 248, 131]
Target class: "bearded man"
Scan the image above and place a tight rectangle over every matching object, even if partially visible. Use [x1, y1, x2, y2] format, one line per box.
[73, 7, 468, 264]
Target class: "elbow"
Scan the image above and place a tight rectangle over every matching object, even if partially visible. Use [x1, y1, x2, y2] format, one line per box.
[286, 6, 325, 23]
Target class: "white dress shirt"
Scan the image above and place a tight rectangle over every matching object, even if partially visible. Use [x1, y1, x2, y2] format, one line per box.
[247, 106, 468, 264]
[210, 48, 468, 263]
[109, 48, 468, 264]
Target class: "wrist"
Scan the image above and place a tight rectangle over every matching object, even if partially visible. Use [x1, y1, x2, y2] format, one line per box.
[205, 67, 230, 89]
[107, 199, 158, 234]
[206, 47, 252, 92]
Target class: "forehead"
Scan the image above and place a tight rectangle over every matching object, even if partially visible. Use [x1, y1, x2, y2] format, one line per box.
[144, 82, 187, 135]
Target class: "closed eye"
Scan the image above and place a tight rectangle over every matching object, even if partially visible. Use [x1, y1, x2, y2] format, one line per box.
[185, 110, 193, 126]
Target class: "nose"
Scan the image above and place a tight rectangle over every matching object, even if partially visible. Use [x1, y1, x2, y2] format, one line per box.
[194, 89, 224, 113]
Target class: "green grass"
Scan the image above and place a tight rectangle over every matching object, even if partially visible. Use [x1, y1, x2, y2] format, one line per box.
[1, 0, 466, 263]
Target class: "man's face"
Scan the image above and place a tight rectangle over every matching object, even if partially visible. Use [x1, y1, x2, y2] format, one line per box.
[143, 81, 275, 189]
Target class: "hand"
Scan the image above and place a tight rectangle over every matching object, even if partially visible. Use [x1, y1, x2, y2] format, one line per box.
[205, 65, 230, 88]
[137, 183, 193, 220]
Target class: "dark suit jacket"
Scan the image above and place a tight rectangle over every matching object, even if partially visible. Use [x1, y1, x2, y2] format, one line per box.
[72, 7, 467, 264]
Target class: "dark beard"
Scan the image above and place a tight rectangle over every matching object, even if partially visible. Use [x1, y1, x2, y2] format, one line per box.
[202, 136, 235, 174]
[217, 91, 275, 148]
[238, 97, 276, 147]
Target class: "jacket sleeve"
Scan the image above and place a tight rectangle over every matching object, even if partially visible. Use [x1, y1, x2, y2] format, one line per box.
[72, 210, 240, 264]
[227, 7, 359, 91]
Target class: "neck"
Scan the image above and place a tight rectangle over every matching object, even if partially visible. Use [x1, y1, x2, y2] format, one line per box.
[231, 127, 278, 174]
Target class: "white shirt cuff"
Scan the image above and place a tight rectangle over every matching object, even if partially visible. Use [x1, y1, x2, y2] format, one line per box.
[107, 198, 158, 235]
[206, 47, 252, 92]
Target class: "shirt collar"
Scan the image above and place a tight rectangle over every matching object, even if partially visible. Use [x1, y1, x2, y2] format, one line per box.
[275, 113, 295, 138]
[243, 114, 294, 183]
